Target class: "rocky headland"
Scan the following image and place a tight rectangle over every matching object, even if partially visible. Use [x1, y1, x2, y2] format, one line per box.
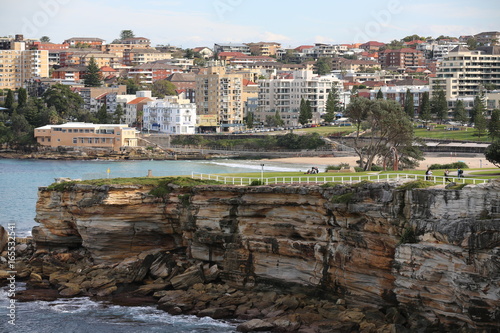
[1, 178, 499, 332]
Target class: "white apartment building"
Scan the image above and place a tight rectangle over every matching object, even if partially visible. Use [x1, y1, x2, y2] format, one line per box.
[257, 70, 343, 126]
[143, 96, 196, 134]
[430, 46, 500, 100]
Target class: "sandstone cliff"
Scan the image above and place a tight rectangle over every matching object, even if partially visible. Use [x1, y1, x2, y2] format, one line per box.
[32, 180, 500, 329]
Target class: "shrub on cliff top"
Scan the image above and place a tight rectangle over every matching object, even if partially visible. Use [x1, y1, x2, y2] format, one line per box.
[397, 180, 434, 190]
[149, 177, 221, 197]
[331, 192, 354, 204]
[46, 181, 78, 191]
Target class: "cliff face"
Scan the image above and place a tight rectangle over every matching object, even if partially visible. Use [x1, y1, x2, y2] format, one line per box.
[33, 181, 500, 329]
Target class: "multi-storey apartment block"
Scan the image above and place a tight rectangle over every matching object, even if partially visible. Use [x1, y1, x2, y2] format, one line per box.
[0, 40, 49, 89]
[123, 49, 172, 66]
[214, 43, 251, 55]
[195, 66, 246, 132]
[246, 42, 282, 57]
[143, 96, 196, 134]
[34, 122, 137, 152]
[379, 48, 424, 69]
[430, 46, 500, 100]
[63, 37, 105, 48]
[257, 70, 343, 126]
[128, 63, 183, 85]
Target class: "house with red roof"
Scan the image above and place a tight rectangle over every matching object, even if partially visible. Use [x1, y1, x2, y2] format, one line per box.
[126, 96, 155, 128]
[192, 47, 213, 59]
[360, 41, 385, 51]
[52, 66, 87, 82]
[217, 52, 247, 61]
[100, 66, 117, 79]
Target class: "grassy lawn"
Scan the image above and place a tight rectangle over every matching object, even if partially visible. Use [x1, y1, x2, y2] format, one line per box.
[412, 124, 491, 142]
[297, 123, 491, 142]
[295, 125, 356, 136]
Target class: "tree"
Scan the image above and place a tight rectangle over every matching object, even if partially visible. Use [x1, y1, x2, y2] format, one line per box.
[376, 89, 384, 100]
[419, 91, 431, 123]
[19, 98, 38, 126]
[315, 57, 331, 75]
[17, 88, 27, 108]
[404, 89, 414, 118]
[402, 34, 426, 42]
[470, 95, 486, 125]
[120, 30, 135, 41]
[113, 104, 124, 124]
[431, 89, 448, 123]
[96, 104, 109, 124]
[119, 77, 142, 94]
[323, 86, 341, 123]
[485, 142, 500, 167]
[185, 49, 194, 59]
[4, 89, 14, 113]
[473, 100, 487, 138]
[148, 80, 177, 98]
[43, 84, 84, 118]
[245, 111, 254, 128]
[453, 99, 468, 125]
[305, 100, 313, 121]
[387, 39, 404, 49]
[83, 56, 102, 87]
[467, 37, 478, 50]
[298, 98, 309, 125]
[345, 97, 421, 171]
[488, 109, 500, 140]
[274, 109, 284, 127]
[40, 36, 50, 43]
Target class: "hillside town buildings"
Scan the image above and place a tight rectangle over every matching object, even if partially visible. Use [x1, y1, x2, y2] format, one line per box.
[0, 29, 496, 142]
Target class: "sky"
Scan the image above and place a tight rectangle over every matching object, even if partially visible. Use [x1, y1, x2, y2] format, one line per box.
[1, 0, 499, 48]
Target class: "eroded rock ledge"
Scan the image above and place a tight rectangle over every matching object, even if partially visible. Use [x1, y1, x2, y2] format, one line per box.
[4, 180, 500, 331]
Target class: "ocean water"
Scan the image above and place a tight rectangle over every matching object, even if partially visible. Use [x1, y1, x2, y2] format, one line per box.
[0, 158, 301, 332]
[0, 284, 239, 333]
[0, 158, 303, 237]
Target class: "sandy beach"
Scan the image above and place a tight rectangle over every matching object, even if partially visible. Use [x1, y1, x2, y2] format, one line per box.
[264, 153, 495, 170]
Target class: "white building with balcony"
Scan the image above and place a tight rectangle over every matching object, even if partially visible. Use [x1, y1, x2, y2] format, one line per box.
[143, 97, 196, 134]
[257, 70, 343, 125]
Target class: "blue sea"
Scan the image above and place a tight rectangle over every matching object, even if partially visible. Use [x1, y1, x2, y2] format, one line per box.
[0, 158, 302, 332]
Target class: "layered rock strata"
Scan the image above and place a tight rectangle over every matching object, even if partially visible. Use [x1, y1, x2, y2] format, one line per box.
[30, 180, 500, 330]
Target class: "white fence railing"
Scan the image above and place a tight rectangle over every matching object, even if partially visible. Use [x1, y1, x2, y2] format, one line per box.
[191, 172, 491, 186]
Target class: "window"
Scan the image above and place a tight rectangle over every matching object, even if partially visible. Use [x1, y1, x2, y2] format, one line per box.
[73, 138, 77, 144]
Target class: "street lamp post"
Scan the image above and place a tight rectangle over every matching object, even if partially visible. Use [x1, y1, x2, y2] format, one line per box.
[260, 164, 264, 184]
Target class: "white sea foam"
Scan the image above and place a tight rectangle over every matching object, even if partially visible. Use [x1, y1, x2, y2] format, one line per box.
[205, 160, 302, 172]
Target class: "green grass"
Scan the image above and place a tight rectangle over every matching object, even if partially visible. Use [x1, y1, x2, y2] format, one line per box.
[413, 124, 490, 142]
[294, 126, 356, 136]
[47, 176, 221, 191]
[467, 170, 500, 176]
[297, 122, 491, 142]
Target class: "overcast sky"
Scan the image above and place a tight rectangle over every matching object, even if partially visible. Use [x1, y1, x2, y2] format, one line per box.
[1, 0, 499, 48]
